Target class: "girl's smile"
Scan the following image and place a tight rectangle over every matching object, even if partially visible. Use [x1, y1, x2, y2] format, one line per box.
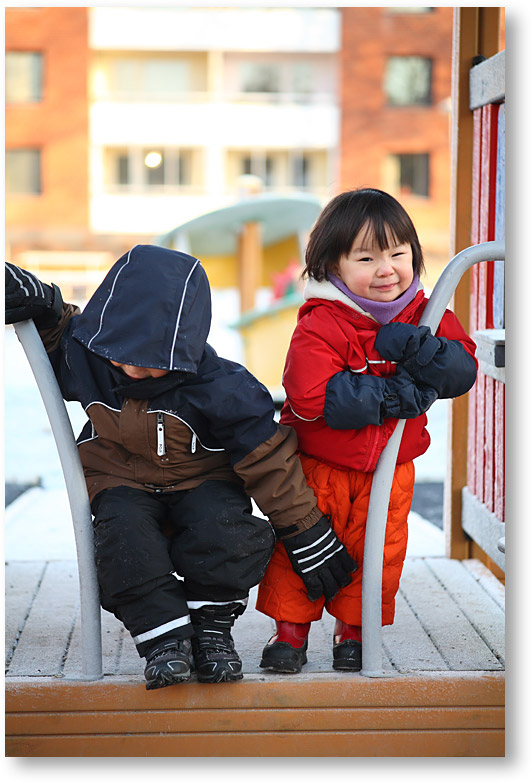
[333, 226, 414, 302]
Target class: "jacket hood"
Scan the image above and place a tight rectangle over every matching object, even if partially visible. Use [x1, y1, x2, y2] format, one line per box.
[72, 245, 211, 373]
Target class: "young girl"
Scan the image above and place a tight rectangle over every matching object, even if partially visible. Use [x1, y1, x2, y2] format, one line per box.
[256, 188, 478, 673]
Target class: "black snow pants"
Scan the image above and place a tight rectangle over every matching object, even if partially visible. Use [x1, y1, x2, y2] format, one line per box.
[90, 481, 275, 657]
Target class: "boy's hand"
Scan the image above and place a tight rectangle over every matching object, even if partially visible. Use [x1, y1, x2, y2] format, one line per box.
[5, 263, 63, 326]
[281, 515, 357, 601]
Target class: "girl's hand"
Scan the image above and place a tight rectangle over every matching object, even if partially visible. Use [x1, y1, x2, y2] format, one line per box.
[375, 322, 438, 365]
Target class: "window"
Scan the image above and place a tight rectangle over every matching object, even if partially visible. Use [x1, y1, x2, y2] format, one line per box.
[228, 149, 327, 192]
[110, 58, 190, 99]
[5, 52, 43, 103]
[6, 149, 42, 194]
[384, 56, 432, 106]
[392, 153, 430, 197]
[240, 64, 281, 93]
[239, 153, 277, 187]
[105, 147, 194, 190]
[292, 153, 311, 188]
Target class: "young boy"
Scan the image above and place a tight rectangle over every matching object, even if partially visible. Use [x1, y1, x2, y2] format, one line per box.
[5, 246, 355, 689]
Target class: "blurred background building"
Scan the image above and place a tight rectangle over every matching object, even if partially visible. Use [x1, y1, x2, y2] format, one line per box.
[6, 5, 456, 300]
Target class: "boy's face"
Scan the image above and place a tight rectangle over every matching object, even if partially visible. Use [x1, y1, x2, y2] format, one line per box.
[110, 361, 169, 380]
[334, 223, 414, 302]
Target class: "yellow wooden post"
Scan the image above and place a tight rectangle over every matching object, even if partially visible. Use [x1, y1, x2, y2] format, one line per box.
[237, 220, 262, 313]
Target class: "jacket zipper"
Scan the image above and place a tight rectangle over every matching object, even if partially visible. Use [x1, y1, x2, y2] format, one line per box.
[156, 412, 166, 456]
[191, 433, 197, 453]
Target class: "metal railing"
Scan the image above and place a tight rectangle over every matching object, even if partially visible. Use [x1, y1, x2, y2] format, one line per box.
[360, 240, 505, 676]
[12, 239, 504, 680]
[13, 320, 103, 680]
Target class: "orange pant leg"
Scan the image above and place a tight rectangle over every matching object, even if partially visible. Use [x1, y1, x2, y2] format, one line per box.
[256, 455, 414, 627]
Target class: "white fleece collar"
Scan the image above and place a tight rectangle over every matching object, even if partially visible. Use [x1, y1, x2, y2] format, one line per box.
[303, 277, 424, 322]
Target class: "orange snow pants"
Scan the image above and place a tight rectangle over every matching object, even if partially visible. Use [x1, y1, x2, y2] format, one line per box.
[256, 455, 415, 627]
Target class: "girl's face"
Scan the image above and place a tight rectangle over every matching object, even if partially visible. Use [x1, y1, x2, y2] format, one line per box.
[110, 361, 169, 380]
[334, 224, 414, 302]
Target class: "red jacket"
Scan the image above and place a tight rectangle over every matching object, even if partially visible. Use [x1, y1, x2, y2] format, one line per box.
[280, 283, 477, 473]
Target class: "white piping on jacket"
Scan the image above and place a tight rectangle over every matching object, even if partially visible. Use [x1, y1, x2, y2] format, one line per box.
[169, 259, 200, 368]
[87, 246, 136, 351]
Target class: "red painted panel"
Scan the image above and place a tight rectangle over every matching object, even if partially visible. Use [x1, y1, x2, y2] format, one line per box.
[474, 373, 486, 503]
[467, 384, 477, 492]
[494, 381, 505, 522]
[480, 104, 499, 329]
[471, 109, 482, 246]
[484, 376, 495, 513]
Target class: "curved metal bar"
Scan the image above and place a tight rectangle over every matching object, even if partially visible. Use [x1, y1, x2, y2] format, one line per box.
[13, 319, 103, 680]
[360, 240, 505, 677]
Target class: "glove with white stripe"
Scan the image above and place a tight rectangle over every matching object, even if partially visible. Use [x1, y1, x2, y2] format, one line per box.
[5, 262, 63, 327]
[281, 515, 357, 601]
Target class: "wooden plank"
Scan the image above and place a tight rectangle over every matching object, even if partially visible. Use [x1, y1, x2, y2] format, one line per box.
[462, 559, 504, 609]
[471, 108, 482, 246]
[469, 50, 505, 109]
[5, 672, 506, 711]
[494, 380, 505, 521]
[63, 605, 125, 678]
[4, 729, 505, 758]
[480, 103, 499, 328]
[8, 704, 504, 737]
[484, 375, 495, 512]
[493, 103, 505, 328]
[467, 371, 478, 493]
[425, 558, 504, 662]
[474, 372, 486, 502]
[7, 561, 80, 677]
[462, 487, 505, 571]
[5, 562, 46, 668]
[398, 559, 503, 670]
[383, 590, 448, 672]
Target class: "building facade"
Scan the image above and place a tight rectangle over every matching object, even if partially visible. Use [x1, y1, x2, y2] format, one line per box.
[5, 6, 455, 293]
[340, 6, 454, 278]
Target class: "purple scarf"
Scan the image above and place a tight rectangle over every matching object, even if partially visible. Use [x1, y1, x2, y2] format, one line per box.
[328, 273, 420, 324]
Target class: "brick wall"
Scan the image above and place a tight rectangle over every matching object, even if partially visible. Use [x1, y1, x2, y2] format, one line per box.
[340, 7, 454, 276]
[5, 7, 90, 251]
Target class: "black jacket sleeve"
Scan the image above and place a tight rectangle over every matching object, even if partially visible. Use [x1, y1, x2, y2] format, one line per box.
[324, 366, 437, 430]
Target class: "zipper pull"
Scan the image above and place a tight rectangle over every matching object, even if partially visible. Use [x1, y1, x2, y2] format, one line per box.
[156, 412, 166, 456]
[191, 433, 197, 453]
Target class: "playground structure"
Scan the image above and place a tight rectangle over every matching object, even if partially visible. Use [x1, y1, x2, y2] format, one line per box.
[5, 8, 505, 757]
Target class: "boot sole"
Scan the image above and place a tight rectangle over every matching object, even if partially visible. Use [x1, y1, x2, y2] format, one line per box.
[332, 639, 362, 672]
[260, 640, 308, 674]
[197, 667, 243, 684]
[145, 670, 191, 690]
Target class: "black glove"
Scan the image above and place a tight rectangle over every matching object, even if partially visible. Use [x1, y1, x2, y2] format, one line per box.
[375, 322, 439, 369]
[382, 365, 438, 419]
[375, 322, 477, 399]
[5, 262, 63, 327]
[281, 515, 357, 601]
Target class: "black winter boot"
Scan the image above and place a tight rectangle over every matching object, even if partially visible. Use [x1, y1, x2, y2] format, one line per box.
[144, 638, 193, 690]
[190, 602, 244, 683]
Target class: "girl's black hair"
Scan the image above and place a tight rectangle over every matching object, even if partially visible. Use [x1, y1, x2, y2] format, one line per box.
[303, 188, 425, 281]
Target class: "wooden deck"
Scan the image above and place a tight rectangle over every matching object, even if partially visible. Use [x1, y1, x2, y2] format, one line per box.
[5, 556, 505, 757]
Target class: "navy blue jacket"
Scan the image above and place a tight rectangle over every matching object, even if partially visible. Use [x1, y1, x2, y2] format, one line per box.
[41, 245, 321, 534]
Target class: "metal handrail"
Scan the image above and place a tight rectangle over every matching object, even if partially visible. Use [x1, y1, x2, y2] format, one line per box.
[360, 240, 505, 677]
[11, 239, 504, 681]
[13, 320, 103, 680]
